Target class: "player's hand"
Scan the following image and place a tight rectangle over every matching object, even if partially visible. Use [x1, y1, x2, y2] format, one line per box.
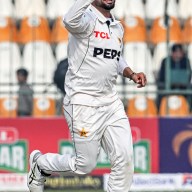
[131, 72, 147, 88]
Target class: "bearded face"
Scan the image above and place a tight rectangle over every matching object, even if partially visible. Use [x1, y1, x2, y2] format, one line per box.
[93, 0, 116, 10]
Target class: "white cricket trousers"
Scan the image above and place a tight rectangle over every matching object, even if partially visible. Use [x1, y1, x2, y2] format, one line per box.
[37, 99, 134, 192]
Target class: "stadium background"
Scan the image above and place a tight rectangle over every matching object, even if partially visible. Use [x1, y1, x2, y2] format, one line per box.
[0, 0, 192, 191]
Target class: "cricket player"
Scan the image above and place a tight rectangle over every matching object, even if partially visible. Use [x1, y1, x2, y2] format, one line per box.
[27, 0, 147, 191]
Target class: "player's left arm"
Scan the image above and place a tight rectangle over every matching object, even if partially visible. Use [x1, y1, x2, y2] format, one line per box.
[117, 22, 147, 88]
[118, 56, 147, 88]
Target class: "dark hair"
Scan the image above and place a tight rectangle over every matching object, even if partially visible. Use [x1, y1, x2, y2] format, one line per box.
[171, 44, 183, 52]
[16, 68, 28, 77]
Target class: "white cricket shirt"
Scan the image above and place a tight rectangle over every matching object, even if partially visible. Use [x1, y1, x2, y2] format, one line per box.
[63, 0, 129, 106]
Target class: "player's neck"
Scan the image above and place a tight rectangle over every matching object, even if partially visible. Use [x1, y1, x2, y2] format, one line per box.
[92, 5, 112, 18]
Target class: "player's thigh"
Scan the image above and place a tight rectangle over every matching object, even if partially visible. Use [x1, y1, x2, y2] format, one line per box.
[65, 103, 109, 140]
[64, 104, 101, 169]
[74, 140, 101, 174]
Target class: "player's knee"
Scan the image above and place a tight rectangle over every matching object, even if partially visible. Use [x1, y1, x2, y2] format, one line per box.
[111, 148, 134, 173]
[112, 156, 134, 178]
[76, 156, 97, 174]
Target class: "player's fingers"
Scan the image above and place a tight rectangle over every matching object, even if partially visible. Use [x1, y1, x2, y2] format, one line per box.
[137, 84, 142, 88]
[137, 81, 145, 88]
[142, 74, 147, 86]
[136, 77, 140, 84]
[131, 74, 140, 84]
[132, 73, 147, 86]
[137, 73, 146, 86]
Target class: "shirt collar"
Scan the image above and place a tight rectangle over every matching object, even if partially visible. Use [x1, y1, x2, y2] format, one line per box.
[89, 5, 120, 25]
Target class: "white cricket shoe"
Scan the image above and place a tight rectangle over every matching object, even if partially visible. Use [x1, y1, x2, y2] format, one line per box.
[27, 150, 46, 192]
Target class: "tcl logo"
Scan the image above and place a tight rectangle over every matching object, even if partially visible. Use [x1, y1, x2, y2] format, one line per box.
[94, 31, 110, 39]
[0, 127, 18, 144]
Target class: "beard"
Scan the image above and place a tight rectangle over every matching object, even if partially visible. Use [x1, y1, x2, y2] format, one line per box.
[93, 0, 115, 11]
[101, 3, 115, 10]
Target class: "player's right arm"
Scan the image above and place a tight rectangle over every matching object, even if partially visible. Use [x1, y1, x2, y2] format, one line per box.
[63, 0, 95, 35]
